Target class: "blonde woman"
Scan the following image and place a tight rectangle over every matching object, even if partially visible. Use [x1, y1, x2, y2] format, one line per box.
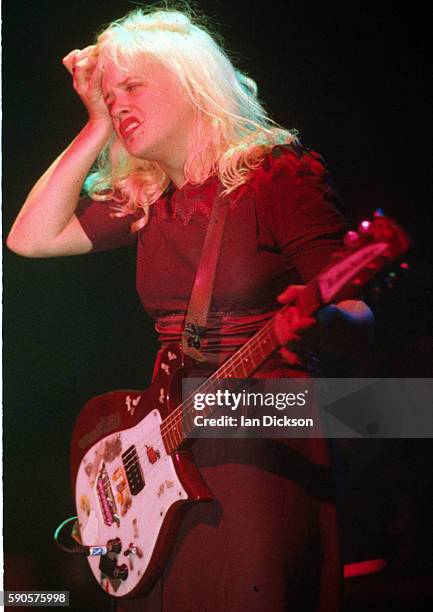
[8, 7, 373, 611]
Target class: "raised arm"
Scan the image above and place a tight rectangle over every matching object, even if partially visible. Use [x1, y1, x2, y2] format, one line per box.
[7, 47, 113, 257]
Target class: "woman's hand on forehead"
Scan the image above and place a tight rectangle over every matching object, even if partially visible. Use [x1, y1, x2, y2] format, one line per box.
[62, 45, 99, 74]
[62, 45, 112, 127]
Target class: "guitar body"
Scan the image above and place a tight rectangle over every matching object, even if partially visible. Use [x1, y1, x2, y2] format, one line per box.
[70, 345, 213, 598]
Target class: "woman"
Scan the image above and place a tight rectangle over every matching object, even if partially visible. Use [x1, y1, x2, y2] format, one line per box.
[8, 7, 373, 611]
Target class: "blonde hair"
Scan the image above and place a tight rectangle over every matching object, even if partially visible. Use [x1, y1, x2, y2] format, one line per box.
[85, 6, 299, 229]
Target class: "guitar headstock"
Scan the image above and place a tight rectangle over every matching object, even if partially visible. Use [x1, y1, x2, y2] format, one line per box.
[317, 210, 411, 304]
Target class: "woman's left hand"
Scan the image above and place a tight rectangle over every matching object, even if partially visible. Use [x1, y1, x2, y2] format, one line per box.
[275, 285, 316, 366]
[276, 286, 375, 364]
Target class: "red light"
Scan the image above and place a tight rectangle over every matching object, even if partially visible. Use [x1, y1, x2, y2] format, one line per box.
[400, 262, 410, 270]
[359, 220, 371, 232]
[344, 558, 387, 578]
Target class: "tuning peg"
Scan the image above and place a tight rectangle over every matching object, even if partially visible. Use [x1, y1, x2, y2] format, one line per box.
[344, 230, 360, 246]
[359, 220, 371, 233]
[374, 208, 385, 217]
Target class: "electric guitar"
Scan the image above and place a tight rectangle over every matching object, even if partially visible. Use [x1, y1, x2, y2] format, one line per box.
[70, 212, 409, 598]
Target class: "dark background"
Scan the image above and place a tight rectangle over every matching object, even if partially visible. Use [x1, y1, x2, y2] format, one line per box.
[3, 1, 432, 610]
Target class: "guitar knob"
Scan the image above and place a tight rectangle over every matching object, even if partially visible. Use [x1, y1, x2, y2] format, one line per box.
[107, 538, 122, 554]
[113, 563, 129, 581]
[343, 230, 359, 247]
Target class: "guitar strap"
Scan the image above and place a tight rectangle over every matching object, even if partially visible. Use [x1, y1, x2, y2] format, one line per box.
[181, 186, 229, 361]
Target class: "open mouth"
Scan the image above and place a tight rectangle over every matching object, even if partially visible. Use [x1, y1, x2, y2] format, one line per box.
[119, 118, 141, 141]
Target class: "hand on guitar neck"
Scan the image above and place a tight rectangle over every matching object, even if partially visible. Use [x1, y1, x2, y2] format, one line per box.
[275, 285, 374, 365]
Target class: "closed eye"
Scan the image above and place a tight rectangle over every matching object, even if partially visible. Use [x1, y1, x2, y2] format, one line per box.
[125, 83, 142, 93]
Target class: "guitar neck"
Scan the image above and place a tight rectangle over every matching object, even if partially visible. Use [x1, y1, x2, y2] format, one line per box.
[162, 279, 322, 452]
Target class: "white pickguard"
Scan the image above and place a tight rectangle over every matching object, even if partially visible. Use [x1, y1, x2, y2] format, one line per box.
[75, 408, 188, 597]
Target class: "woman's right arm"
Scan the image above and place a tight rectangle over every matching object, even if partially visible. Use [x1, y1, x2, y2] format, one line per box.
[7, 47, 113, 257]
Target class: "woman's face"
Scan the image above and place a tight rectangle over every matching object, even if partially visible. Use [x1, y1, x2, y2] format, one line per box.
[102, 56, 195, 168]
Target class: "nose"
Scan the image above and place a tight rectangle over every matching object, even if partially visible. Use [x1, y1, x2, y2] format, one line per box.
[110, 95, 131, 120]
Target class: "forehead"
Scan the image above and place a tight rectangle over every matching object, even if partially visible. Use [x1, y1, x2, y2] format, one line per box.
[101, 57, 175, 91]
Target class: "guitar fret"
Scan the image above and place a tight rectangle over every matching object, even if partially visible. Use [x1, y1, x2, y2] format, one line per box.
[243, 350, 251, 374]
[253, 340, 260, 364]
[239, 355, 248, 378]
[249, 348, 259, 367]
[170, 422, 178, 447]
[232, 362, 243, 378]
[168, 426, 175, 454]
[168, 411, 179, 451]
[243, 353, 251, 375]
[172, 413, 182, 446]
[182, 403, 192, 438]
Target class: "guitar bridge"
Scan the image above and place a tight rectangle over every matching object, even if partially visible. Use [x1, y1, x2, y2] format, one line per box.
[97, 464, 120, 526]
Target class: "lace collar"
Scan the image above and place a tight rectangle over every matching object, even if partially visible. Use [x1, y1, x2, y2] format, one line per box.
[155, 176, 220, 225]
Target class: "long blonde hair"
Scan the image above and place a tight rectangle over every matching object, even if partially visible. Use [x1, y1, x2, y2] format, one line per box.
[85, 6, 298, 229]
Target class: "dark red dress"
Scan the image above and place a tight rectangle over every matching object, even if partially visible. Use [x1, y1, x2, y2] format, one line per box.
[77, 145, 348, 611]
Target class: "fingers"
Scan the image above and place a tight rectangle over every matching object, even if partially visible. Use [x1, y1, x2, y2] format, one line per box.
[61, 45, 109, 122]
[277, 284, 305, 305]
[73, 55, 99, 91]
[279, 347, 304, 367]
[88, 55, 105, 90]
[276, 285, 316, 366]
[277, 309, 314, 368]
[62, 45, 99, 76]
[275, 308, 315, 338]
[62, 49, 80, 75]
[274, 306, 315, 349]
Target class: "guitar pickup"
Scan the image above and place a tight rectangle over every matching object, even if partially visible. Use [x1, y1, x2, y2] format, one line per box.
[122, 445, 145, 495]
[97, 464, 120, 526]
